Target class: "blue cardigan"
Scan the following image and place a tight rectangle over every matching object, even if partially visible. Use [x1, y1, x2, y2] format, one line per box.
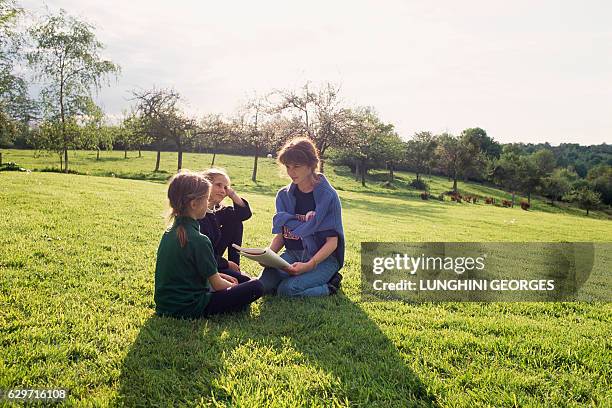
[272, 174, 345, 269]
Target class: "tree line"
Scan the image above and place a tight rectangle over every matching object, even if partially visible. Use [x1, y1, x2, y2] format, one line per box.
[0, 1, 609, 214]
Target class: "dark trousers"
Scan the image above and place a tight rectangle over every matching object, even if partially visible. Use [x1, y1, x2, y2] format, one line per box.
[217, 216, 244, 265]
[203, 279, 264, 316]
[219, 268, 252, 284]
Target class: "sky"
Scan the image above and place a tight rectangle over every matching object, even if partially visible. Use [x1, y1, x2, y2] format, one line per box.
[20, 0, 612, 146]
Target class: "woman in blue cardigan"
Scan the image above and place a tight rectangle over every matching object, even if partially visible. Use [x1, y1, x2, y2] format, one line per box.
[259, 137, 345, 297]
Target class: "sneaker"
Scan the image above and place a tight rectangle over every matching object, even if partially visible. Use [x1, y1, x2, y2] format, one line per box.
[328, 273, 343, 290]
[327, 283, 338, 295]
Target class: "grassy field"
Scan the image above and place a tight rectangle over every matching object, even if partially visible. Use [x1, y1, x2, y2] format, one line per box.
[1, 149, 611, 406]
[2, 148, 610, 220]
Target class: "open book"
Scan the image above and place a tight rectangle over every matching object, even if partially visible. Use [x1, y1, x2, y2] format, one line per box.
[232, 244, 291, 269]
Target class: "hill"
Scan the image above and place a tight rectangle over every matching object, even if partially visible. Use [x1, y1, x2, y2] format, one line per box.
[0, 152, 611, 406]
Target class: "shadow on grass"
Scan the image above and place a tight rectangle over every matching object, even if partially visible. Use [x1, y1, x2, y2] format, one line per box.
[32, 167, 174, 183]
[119, 296, 437, 406]
[90, 156, 134, 162]
[234, 182, 285, 197]
[341, 195, 448, 221]
[331, 167, 442, 201]
[332, 167, 419, 192]
[98, 170, 172, 183]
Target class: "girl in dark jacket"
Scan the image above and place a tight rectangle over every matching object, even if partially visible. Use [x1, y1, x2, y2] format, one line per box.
[198, 168, 253, 284]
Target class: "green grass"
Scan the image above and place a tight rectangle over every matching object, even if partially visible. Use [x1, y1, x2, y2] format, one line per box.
[1, 150, 611, 406]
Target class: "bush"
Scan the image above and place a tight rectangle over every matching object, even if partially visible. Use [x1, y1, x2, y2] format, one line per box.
[0, 162, 28, 172]
[409, 178, 428, 190]
[39, 167, 80, 175]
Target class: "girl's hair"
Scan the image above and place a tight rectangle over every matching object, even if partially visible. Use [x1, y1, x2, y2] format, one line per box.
[201, 167, 230, 184]
[201, 168, 230, 210]
[166, 169, 211, 248]
[277, 137, 320, 172]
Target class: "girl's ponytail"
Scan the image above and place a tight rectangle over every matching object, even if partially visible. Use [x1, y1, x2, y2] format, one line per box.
[166, 170, 211, 248]
[176, 224, 188, 248]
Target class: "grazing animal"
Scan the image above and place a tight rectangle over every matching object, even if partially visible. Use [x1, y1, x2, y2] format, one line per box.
[520, 201, 530, 210]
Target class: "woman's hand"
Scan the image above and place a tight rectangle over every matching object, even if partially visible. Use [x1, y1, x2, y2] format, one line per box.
[296, 211, 316, 222]
[218, 273, 238, 285]
[227, 261, 241, 272]
[287, 260, 315, 275]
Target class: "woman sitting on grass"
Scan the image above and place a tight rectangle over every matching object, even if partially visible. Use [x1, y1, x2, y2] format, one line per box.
[154, 170, 263, 318]
[199, 168, 253, 284]
[259, 137, 345, 297]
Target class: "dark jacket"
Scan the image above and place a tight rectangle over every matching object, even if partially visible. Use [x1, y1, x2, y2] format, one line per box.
[198, 198, 252, 269]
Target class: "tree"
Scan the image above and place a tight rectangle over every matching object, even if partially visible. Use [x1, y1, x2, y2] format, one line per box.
[541, 168, 576, 205]
[564, 187, 601, 216]
[434, 131, 485, 193]
[460, 127, 501, 159]
[273, 82, 313, 135]
[342, 107, 376, 185]
[435, 133, 467, 194]
[79, 98, 114, 160]
[28, 9, 119, 172]
[519, 149, 557, 204]
[237, 93, 272, 182]
[518, 155, 539, 204]
[114, 120, 133, 159]
[1, 0, 36, 163]
[36, 117, 80, 170]
[587, 164, 612, 205]
[491, 144, 523, 206]
[337, 107, 399, 187]
[532, 149, 556, 176]
[459, 128, 488, 181]
[121, 111, 153, 158]
[196, 113, 228, 166]
[118, 111, 150, 159]
[265, 115, 303, 152]
[0, 110, 16, 155]
[405, 131, 437, 183]
[167, 110, 196, 171]
[379, 131, 405, 183]
[274, 81, 351, 172]
[131, 88, 185, 171]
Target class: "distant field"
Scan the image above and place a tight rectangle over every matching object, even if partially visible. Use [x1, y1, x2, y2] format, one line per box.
[2, 148, 609, 219]
[1, 150, 611, 406]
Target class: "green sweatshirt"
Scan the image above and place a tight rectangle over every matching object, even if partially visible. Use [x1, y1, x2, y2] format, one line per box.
[154, 216, 217, 318]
